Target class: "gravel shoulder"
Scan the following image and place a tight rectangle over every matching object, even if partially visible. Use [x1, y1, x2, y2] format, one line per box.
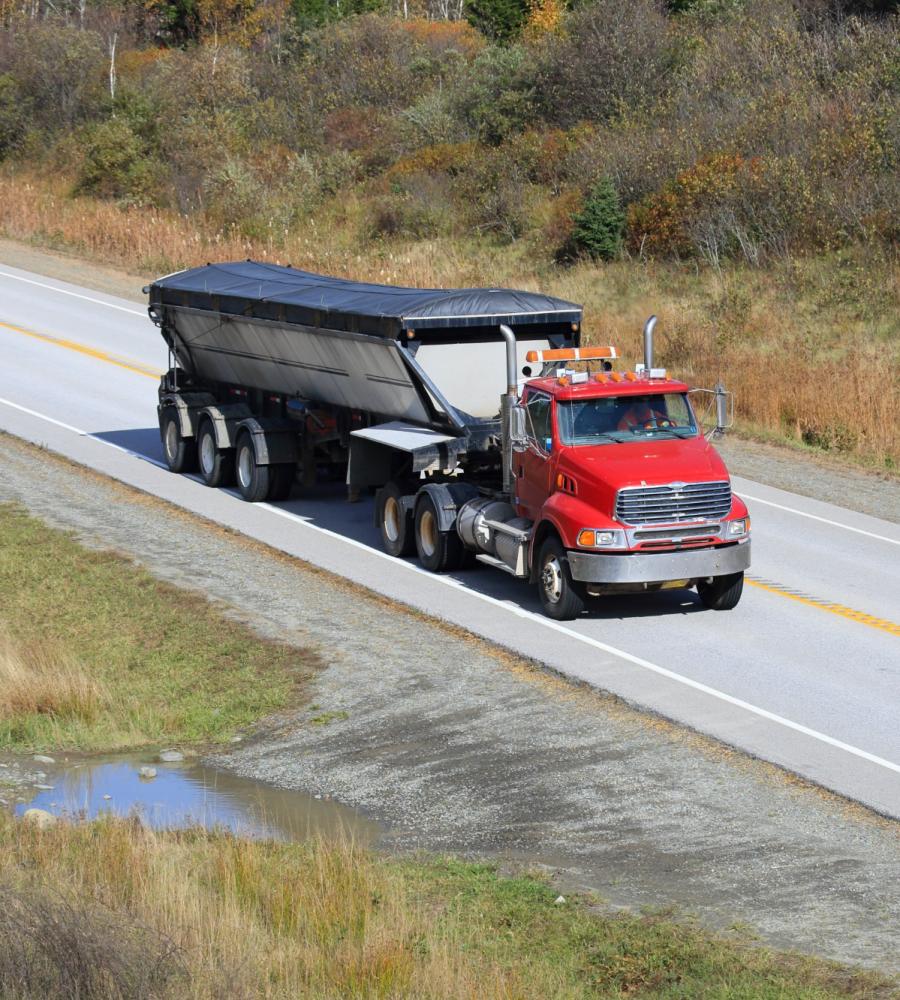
[1, 236, 896, 523]
[0, 434, 897, 976]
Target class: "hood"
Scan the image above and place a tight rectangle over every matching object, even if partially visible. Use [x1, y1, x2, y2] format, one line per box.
[557, 435, 730, 518]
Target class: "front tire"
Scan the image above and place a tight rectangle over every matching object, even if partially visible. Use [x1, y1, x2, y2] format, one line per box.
[414, 492, 465, 572]
[197, 417, 234, 488]
[537, 536, 585, 620]
[697, 570, 744, 610]
[160, 406, 197, 474]
[376, 482, 415, 557]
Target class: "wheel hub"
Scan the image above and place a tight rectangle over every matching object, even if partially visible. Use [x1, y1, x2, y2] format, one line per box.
[164, 420, 178, 462]
[200, 432, 215, 476]
[541, 556, 563, 603]
[419, 509, 437, 558]
[383, 496, 401, 543]
[237, 446, 253, 489]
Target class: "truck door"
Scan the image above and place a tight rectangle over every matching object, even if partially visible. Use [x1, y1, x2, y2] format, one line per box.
[515, 390, 553, 520]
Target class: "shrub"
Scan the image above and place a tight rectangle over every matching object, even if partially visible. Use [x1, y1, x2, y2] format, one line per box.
[569, 177, 625, 260]
[466, 0, 530, 42]
[75, 117, 164, 205]
[0, 73, 27, 159]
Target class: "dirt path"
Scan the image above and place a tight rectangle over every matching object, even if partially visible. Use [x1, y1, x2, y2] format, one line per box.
[2, 236, 896, 523]
[1, 434, 897, 975]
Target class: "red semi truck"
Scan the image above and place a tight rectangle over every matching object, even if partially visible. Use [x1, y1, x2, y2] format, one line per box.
[149, 262, 750, 619]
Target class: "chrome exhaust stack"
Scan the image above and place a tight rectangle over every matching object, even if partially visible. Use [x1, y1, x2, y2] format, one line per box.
[643, 315, 657, 372]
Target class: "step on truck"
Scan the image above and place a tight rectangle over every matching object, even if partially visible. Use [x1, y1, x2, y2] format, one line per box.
[148, 261, 751, 619]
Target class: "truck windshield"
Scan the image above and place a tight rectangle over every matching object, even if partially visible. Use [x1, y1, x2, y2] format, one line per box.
[557, 393, 698, 446]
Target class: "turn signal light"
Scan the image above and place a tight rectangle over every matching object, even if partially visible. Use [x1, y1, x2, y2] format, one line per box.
[577, 529, 596, 547]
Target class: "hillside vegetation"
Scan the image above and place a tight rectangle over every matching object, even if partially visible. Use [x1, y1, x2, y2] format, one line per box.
[0, 0, 897, 466]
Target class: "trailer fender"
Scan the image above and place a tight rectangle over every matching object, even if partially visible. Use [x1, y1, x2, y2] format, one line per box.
[197, 403, 253, 451]
[235, 417, 298, 466]
[415, 482, 479, 533]
[158, 391, 216, 439]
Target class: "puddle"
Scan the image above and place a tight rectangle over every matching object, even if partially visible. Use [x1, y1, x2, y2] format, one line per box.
[14, 753, 380, 843]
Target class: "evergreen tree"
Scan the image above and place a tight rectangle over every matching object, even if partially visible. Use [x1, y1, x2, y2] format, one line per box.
[571, 178, 625, 261]
[466, 0, 530, 43]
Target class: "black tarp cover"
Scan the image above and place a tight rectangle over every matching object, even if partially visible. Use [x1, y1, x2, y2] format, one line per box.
[148, 260, 582, 337]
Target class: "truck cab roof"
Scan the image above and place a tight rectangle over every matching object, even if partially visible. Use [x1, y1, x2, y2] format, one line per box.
[524, 374, 691, 400]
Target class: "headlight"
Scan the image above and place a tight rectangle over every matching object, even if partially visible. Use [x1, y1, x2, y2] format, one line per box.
[727, 518, 750, 537]
[577, 528, 628, 549]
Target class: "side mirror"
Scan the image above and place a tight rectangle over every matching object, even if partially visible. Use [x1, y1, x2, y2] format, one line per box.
[714, 382, 733, 434]
[509, 403, 528, 451]
[544, 436, 553, 453]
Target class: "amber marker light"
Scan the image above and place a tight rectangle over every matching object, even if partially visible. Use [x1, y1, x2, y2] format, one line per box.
[577, 529, 596, 547]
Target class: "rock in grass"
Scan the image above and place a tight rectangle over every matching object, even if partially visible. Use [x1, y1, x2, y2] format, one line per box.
[33, 755, 55, 764]
[158, 749, 184, 763]
[23, 808, 57, 829]
[554, 896, 566, 905]
[138, 767, 157, 780]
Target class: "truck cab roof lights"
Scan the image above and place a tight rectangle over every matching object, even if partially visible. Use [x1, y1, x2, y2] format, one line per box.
[594, 373, 609, 383]
[610, 372, 623, 382]
[625, 372, 637, 381]
[525, 346, 617, 364]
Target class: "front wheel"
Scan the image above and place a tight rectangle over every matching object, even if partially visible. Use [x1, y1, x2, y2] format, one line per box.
[537, 536, 585, 620]
[697, 570, 744, 610]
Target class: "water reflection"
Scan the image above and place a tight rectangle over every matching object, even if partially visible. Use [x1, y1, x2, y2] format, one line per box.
[16, 754, 378, 843]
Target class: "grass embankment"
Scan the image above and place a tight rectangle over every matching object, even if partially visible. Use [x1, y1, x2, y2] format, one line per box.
[1, 814, 893, 1000]
[1, 171, 897, 472]
[0, 503, 318, 752]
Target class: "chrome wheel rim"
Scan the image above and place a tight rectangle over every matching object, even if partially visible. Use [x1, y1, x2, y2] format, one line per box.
[541, 555, 563, 604]
[383, 496, 401, 543]
[200, 431, 215, 477]
[419, 509, 437, 558]
[164, 420, 178, 462]
[237, 445, 253, 489]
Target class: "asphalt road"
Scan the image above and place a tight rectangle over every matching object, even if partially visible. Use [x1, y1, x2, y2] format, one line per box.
[1, 262, 898, 818]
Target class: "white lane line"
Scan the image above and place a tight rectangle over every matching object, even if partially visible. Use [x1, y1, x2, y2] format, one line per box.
[0, 268, 145, 317]
[2, 393, 897, 781]
[0, 397, 168, 469]
[742, 493, 900, 546]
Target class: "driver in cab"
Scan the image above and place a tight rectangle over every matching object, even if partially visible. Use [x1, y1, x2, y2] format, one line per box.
[617, 397, 674, 432]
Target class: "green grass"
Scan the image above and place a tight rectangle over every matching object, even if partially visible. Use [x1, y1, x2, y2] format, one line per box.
[0, 503, 319, 752]
[1, 814, 894, 999]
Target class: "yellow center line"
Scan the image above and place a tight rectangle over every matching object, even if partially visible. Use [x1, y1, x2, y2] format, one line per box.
[0, 318, 159, 380]
[746, 577, 900, 637]
[3, 316, 898, 639]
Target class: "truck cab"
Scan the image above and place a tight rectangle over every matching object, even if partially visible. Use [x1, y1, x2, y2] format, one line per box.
[513, 363, 751, 618]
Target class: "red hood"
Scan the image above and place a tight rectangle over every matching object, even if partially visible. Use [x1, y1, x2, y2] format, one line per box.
[557, 436, 731, 519]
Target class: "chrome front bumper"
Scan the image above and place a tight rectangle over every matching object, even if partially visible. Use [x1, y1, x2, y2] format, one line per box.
[567, 541, 751, 584]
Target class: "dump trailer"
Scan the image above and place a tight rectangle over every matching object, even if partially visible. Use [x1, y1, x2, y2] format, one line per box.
[148, 260, 750, 619]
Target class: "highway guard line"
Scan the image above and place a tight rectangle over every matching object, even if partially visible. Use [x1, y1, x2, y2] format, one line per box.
[0, 268, 146, 316]
[5, 394, 895, 778]
[741, 493, 900, 546]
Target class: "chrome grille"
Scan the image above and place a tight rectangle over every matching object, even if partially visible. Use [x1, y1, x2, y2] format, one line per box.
[616, 481, 731, 525]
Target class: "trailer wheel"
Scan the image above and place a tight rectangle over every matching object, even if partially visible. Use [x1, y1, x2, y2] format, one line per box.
[414, 492, 465, 572]
[537, 536, 585, 620]
[197, 417, 234, 488]
[160, 406, 197, 474]
[267, 463, 295, 502]
[697, 571, 744, 611]
[376, 482, 414, 558]
[234, 432, 271, 502]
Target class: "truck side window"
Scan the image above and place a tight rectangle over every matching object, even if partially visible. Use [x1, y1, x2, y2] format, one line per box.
[525, 393, 551, 448]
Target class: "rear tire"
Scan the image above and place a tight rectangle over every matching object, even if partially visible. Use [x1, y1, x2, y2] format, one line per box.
[537, 536, 585, 620]
[197, 417, 234, 488]
[376, 482, 415, 557]
[160, 406, 197, 474]
[267, 463, 295, 502]
[414, 492, 465, 572]
[697, 570, 744, 610]
[234, 432, 271, 502]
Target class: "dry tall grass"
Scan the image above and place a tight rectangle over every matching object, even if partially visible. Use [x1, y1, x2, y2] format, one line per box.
[0, 628, 107, 725]
[0, 818, 557, 999]
[1, 170, 897, 468]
